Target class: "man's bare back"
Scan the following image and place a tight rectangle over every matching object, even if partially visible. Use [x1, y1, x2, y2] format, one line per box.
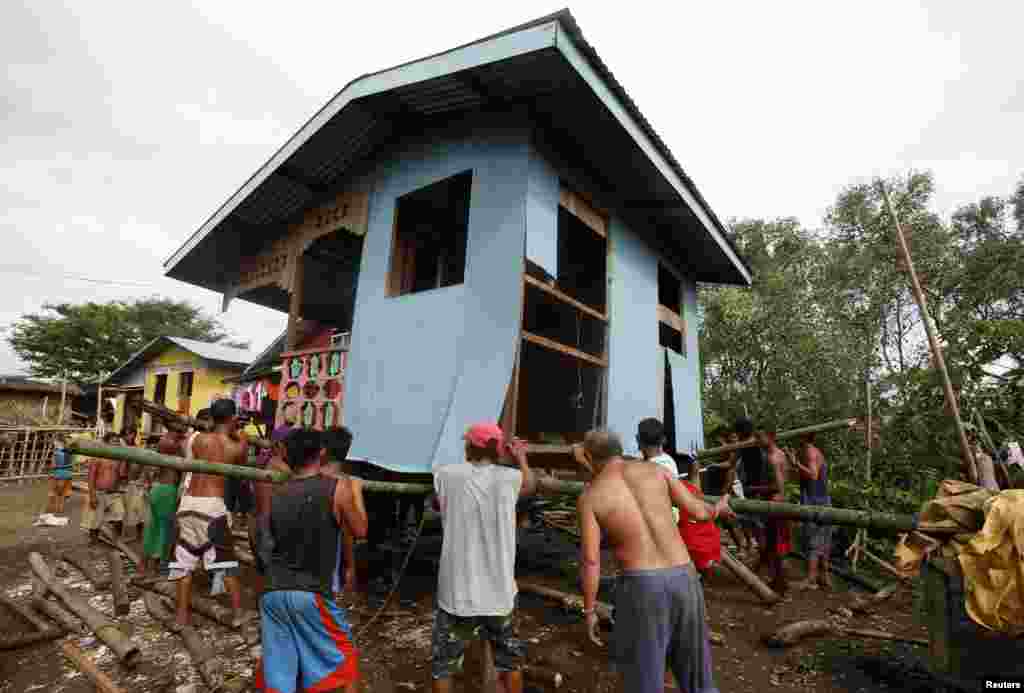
[92, 458, 123, 492]
[188, 430, 248, 498]
[581, 460, 697, 572]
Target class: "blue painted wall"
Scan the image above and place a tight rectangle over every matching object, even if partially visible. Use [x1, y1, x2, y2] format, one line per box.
[524, 145, 560, 277]
[605, 217, 660, 457]
[345, 113, 528, 473]
[671, 277, 704, 452]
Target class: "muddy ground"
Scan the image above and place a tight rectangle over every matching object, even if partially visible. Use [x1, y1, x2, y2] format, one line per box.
[0, 483, 948, 692]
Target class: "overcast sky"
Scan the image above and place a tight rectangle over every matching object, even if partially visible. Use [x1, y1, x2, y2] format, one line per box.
[3, 1, 1021, 376]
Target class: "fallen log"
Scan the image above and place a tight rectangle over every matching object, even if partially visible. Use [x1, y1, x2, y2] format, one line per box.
[109, 549, 130, 616]
[61, 641, 127, 693]
[524, 664, 563, 689]
[720, 547, 781, 604]
[29, 553, 139, 666]
[0, 595, 66, 649]
[0, 595, 55, 632]
[850, 583, 899, 614]
[62, 550, 110, 589]
[33, 595, 85, 634]
[0, 626, 66, 650]
[144, 592, 224, 691]
[765, 619, 928, 648]
[860, 547, 909, 581]
[517, 581, 614, 623]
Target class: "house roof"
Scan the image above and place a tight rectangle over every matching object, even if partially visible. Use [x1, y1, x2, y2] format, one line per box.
[104, 337, 258, 386]
[164, 9, 751, 294]
[224, 331, 287, 384]
[0, 376, 83, 397]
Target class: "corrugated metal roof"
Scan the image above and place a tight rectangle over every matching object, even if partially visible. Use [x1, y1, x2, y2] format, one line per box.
[0, 376, 83, 396]
[104, 337, 257, 385]
[165, 9, 751, 290]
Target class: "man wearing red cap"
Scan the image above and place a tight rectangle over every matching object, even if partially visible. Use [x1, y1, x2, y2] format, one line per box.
[430, 422, 536, 693]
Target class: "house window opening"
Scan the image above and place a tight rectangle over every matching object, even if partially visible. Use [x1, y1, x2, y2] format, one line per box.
[556, 205, 607, 313]
[515, 340, 603, 446]
[658, 263, 685, 355]
[153, 374, 168, 406]
[388, 171, 472, 297]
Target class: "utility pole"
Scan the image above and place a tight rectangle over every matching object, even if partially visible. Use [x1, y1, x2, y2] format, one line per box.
[58, 374, 68, 425]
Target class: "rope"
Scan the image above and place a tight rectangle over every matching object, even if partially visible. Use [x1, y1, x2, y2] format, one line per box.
[355, 511, 428, 639]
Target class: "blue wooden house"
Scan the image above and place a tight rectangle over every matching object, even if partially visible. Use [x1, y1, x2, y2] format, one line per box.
[164, 10, 751, 476]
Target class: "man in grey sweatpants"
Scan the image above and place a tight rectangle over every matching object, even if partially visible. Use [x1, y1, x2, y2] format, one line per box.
[577, 430, 734, 693]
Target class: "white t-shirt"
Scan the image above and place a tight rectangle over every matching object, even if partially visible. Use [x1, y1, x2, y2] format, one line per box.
[648, 453, 681, 522]
[435, 461, 522, 617]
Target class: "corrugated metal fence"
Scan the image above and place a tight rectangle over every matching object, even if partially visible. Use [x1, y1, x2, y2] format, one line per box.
[0, 426, 95, 482]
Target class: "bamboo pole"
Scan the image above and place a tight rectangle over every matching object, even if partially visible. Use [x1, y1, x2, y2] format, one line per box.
[524, 665, 564, 689]
[68, 440, 289, 484]
[695, 418, 858, 460]
[32, 576, 85, 634]
[63, 551, 111, 589]
[109, 549, 130, 616]
[720, 547, 780, 604]
[29, 553, 139, 666]
[879, 183, 976, 483]
[143, 581, 239, 629]
[866, 379, 873, 482]
[0, 595, 57, 633]
[61, 641, 127, 693]
[517, 581, 614, 623]
[144, 592, 223, 691]
[64, 441, 953, 535]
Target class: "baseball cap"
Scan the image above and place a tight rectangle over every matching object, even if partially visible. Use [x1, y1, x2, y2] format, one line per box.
[464, 422, 504, 450]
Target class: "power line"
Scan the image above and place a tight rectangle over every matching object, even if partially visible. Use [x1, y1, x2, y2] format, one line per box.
[0, 265, 160, 288]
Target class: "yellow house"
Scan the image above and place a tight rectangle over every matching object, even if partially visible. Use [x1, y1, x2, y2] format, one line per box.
[103, 337, 257, 437]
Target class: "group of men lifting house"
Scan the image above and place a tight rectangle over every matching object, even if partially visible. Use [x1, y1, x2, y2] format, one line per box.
[60, 401, 833, 693]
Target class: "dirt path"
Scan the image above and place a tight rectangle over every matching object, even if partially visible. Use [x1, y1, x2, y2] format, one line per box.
[0, 483, 941, 692]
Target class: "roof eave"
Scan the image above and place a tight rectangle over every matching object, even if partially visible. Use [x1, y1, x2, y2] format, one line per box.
[551, 19, 751, 286]
[163, 18, 562, 276]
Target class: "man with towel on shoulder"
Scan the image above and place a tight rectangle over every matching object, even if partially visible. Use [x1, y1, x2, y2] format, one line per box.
[169, 399, 248, 627]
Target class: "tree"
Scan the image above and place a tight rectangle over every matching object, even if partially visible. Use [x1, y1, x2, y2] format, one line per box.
[8, 298, 250, 386]
[700, 170, 1024, 524]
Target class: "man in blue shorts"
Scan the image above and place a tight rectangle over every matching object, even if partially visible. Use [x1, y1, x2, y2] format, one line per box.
[254, 429, 368, 693]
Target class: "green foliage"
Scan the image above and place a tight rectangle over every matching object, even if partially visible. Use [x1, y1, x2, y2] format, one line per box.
[701, 171, 1023, 522]
[8, 298, 249, 386]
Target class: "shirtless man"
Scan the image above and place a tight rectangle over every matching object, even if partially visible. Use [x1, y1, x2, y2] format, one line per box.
[577, 430, 733, 693]
[751, 431, 791, 593]
[250, 426, 293, 593]
[170, 399, 248, 627]
[83, 433, 128, 543]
